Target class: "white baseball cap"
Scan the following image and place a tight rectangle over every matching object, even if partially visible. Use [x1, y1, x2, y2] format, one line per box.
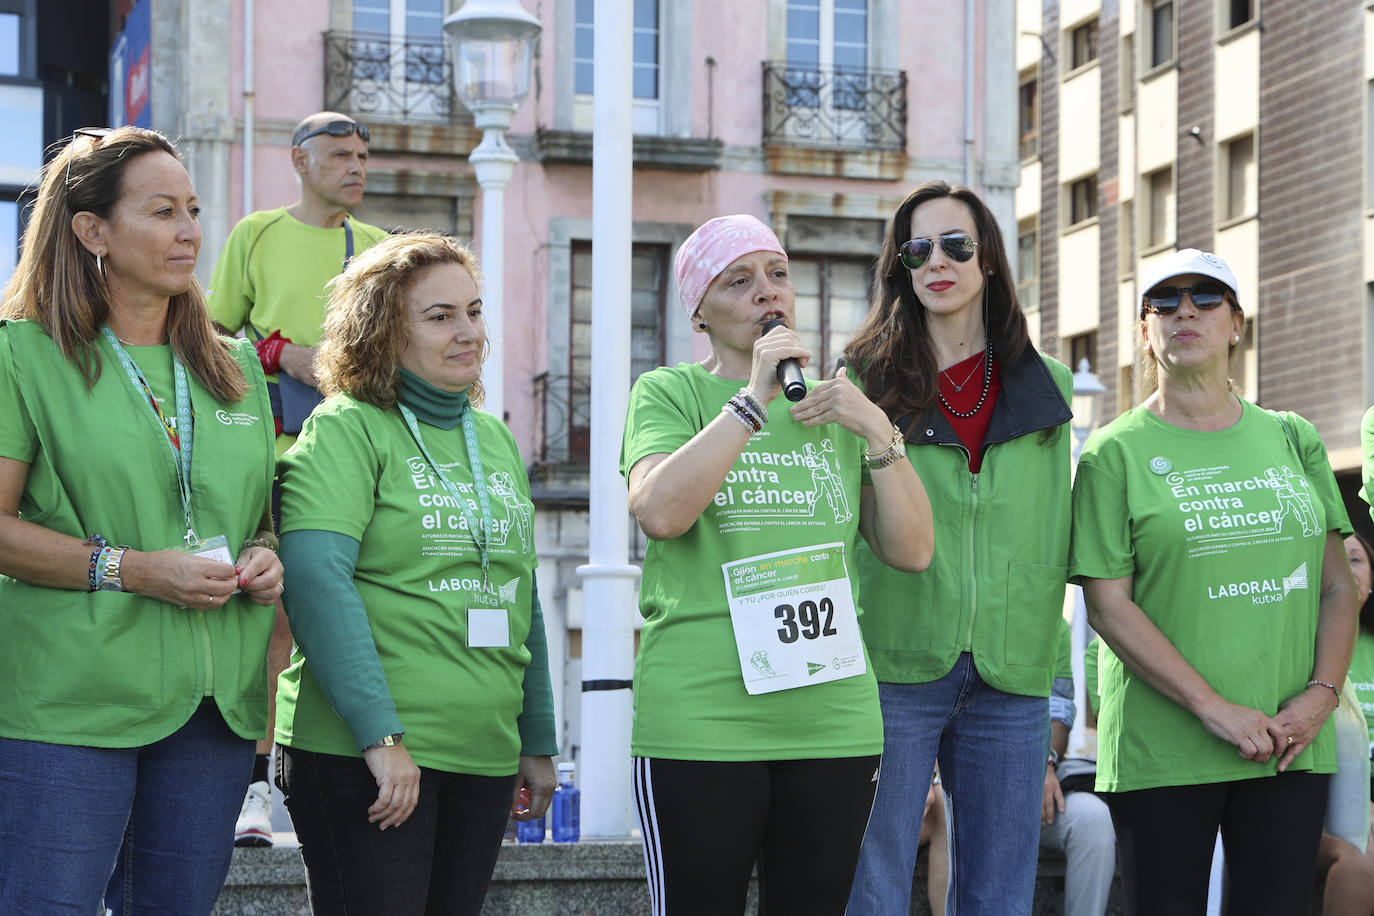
[1139, 248, 1239, 302]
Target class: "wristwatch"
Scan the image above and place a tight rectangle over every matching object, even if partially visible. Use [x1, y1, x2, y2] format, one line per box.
[363, 733, 404, 751]
[1047, 749, 1061, 769]
[96, 546, 129, 592]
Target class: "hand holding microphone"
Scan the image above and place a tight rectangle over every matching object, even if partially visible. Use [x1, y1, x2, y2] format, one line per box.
[761, 318, 807, 402]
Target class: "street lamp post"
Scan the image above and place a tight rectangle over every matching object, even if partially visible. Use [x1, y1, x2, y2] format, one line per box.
[443, 0, 541, 422]
[1068, 357, 1107, 757]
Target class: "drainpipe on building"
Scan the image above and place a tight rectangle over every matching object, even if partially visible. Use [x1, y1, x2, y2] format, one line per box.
[577, 0, 639, 839]
[242, 0, 253, 218]
[963, 0, 974, 187]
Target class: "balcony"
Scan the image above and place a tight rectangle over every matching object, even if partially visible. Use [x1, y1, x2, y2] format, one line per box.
[761, 61, 907, 152]
[532, 371, 590, 468]
[323, 30, 459, 125]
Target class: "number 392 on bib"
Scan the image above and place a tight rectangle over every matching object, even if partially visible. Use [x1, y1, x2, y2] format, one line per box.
[722, 542, 866, 696]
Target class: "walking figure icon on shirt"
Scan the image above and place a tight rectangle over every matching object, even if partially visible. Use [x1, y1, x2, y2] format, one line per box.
[803, 440, 852, 524]
[1265, 466, 1320, 537]
[487, 471, 532, 551]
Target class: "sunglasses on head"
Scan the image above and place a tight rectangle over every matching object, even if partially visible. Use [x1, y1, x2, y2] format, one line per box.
[1140, 281, 1230, 317]
[65, 127, 117, 190]
[293, 120, 370, 147]
[899, 234, 979, 270]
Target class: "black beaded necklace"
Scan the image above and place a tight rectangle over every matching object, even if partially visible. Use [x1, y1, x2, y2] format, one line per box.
[938, 334, 993, 418]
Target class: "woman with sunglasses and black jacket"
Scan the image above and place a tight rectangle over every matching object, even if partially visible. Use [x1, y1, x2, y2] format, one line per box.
[1071, 248, 1358, 914]
[845, 180, 1075, 915]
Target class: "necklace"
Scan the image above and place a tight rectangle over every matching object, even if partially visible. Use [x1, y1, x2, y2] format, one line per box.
[938, 339, 993, 419]
[940, 353, 985, 392]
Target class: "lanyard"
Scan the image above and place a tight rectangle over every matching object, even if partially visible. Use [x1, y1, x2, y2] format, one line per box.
[398, 403, 493, 586]
[101, 325, 198, 545]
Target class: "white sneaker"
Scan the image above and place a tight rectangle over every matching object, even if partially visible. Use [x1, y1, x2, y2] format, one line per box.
[234, 780, 273, 847]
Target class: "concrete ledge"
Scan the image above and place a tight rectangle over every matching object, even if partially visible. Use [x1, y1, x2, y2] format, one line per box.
[216, 838, 1324, 915]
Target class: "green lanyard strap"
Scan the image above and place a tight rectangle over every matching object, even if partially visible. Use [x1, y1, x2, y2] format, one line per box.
[101, 325, 198, 544]
[398, 403, 493, 585]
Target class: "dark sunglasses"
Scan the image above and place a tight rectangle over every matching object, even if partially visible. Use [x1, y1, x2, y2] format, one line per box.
[65, 127, 116, 190]
[292, 120, 370, 147]
[899, 233, 979, 270]
[1140, 282, 1230, 317]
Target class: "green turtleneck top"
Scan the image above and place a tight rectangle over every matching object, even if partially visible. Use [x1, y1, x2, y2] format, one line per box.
[276, 370, 557, 759]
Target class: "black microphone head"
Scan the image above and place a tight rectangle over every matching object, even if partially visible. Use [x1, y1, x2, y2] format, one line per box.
[761, 317, 788, 334]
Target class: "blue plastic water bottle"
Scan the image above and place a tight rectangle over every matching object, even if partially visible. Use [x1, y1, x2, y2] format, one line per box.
[552, 762, 580, 843]
[517, 813, 545, 843]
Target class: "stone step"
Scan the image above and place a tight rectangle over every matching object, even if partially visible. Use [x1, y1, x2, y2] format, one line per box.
[216, 838, 1324, 915]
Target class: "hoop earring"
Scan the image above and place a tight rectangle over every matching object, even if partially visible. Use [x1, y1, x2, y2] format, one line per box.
[96, 253, 103, 275]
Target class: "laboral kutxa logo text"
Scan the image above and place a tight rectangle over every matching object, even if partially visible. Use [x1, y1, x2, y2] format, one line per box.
[1206, 563, 1308, 604]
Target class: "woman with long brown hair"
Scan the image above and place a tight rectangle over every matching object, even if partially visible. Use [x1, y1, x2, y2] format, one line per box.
[845, 180, 1074, 915]
[0, 126, 280, 913]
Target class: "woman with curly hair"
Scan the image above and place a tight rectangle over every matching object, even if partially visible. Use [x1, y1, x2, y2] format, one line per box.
[274, 232, 556, 914]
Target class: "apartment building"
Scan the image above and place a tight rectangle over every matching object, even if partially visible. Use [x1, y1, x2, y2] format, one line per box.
[1017, 0, 1372, 508]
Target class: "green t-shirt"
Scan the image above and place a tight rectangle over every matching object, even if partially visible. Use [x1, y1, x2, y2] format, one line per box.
[1085, 636, 1102, 720]
[1349, 631, 1374, 747]
[619, 363, 882, 761]
[275, 394, 538, 776]
[1070, 402, 1351, 792]
[0, 320, 276, 745]
[207, 208, 389, 351]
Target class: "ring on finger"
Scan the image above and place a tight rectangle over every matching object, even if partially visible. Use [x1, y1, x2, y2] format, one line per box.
[1286, 735, 1294, 747]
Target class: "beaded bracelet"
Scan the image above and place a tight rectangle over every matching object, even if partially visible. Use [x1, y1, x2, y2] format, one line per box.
[242, 533, 280, 553]
[84, 533, 108, 592]
[737, 389, 768, 426]
[864, 425, 907, 471]
[722, 396, 761, 434]
[732, 391, 766, 428]
[1307, 679, 1340, 708]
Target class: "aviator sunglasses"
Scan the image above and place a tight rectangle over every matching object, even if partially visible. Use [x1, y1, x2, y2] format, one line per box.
[1140, 281, 1230, 317]
[292, 120, 371, 147]
[899, 233, 979, 270]
[65, 127, 117, 191]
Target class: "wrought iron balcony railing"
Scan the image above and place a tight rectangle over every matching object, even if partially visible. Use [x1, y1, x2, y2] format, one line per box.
[532, 371, 592, 467]
[324, 30, 458, 124]
[762, 61, 907, 151]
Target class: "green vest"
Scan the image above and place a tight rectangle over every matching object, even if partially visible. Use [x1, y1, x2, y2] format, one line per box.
[856, 352, 1074, 697]
[0, 320, 276, 746]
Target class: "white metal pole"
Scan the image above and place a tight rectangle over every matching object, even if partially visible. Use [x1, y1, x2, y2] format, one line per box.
[469, 108, 518, 422]
[242, 0, 254, 219]
[1068, 424, 1090, 757]
[577, 0, 638, 839]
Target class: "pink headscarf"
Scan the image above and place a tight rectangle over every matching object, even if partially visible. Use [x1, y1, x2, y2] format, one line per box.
[674, 215, 787, 321]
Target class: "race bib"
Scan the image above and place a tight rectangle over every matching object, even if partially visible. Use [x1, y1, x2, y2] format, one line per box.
[722, 543, 866, 695]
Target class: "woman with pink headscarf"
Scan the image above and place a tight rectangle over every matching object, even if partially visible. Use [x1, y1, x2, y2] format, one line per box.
[619, 214, 934, 915]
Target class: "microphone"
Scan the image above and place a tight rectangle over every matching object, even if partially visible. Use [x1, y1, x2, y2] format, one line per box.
[762, 318, 807, 402]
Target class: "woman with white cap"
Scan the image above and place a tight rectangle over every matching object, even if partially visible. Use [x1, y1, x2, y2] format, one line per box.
[620, 214, 934, 915]
[1071, 248, 1359, 914]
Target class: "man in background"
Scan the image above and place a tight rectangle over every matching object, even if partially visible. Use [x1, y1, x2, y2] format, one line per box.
[208, 111, 390, 846]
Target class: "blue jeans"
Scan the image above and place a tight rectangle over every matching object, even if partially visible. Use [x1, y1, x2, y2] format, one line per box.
[848, 654, 1050, 916]
[0, 700, 255, 915]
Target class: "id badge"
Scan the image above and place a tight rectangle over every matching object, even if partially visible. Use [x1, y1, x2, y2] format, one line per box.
[178, 533, 239, 594]
[467, 607, 510, 648]
[721, 543, 866, 695]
